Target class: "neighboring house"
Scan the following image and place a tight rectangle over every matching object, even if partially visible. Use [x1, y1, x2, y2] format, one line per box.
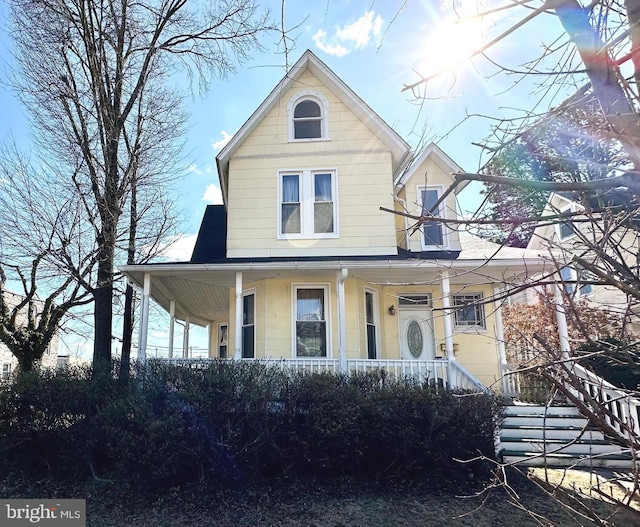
[121, 50, 549, 391]
[527, 192, 640, 324]
[0, 290, 59, 379]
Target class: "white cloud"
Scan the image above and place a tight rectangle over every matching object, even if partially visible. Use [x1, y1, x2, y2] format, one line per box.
[202, 184, 223, 204]
[187, 163, 202, 175]
[161, 233, 198, 262]
[212, 130, 233, 151]
[313, 11, 383, 56]
[313, 29, 348, 57]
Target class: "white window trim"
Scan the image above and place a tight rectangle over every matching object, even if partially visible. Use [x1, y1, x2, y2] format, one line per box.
[277, 168, 339, 240]
[364, 288, 381, 360]
[556, 204, 578, 241]
[217, 322, 229, 359]
[560, 266, 593, 297]
[452, 292, 486, 330]
[287, 90, 330, 142]
[291, 284, 332, 359]
[242, 289, 256, 358]
[417, 185, 449, 250]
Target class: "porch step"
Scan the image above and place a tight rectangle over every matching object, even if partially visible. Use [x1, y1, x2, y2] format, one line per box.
[498, 404, 635, 469]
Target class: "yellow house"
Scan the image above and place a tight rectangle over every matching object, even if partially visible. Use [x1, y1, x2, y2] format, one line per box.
[121, 50, 548, 391]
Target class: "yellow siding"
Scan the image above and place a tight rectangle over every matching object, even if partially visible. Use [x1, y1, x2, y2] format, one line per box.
[226, 69, 398, 258]
[224, 277, 501, 386]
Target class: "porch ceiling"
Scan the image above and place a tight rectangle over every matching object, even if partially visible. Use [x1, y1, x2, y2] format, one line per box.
[121, 257, 547, 326]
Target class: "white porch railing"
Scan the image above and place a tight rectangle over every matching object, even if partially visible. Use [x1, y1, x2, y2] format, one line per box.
[158, 357, 486, 392]
[569, 363, 640, 440]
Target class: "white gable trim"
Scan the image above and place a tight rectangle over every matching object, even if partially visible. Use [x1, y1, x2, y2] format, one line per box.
[394, 143, 464, 192]
[216, 50, 412, 205]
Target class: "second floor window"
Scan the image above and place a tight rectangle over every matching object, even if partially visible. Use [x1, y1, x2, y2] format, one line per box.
[279, 169, 338, 238]
[420, 187, 445, 248]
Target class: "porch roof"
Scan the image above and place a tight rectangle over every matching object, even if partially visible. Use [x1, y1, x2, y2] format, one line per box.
[120, 252, 549, 326]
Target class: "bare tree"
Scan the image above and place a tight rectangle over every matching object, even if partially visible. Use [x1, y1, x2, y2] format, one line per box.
[0, 147, 95, 373]
[6, 0, 272, 376]
[400, 0, 640, 519]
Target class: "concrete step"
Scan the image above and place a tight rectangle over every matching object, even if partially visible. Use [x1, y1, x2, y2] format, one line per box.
[503, 415, 589, 427]
[502, 451, 635, 469]
[499, 439, 624, 456]
[504, 405, 582, 417]
[500, 426, 605, 441]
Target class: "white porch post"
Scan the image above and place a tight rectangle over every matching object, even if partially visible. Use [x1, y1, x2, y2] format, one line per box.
[337, 268, 348, 374]
[493, 287, 508, 389]
[137, 273, 151, 361]
[168, 300, 175, 359]
[207, 323, 214, 358]
[182, 317, 190, 358]
[235, 272, 243, 360]
[554, 283, 571, 360]
[440, 270, 456, 388]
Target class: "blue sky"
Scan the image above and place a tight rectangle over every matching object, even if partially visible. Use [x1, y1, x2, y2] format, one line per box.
[0, 1, 569, 355]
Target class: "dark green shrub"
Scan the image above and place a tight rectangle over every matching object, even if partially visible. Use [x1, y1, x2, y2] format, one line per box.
[0, 362, 500, 488]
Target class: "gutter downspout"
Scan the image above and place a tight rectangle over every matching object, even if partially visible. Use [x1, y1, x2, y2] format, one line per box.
[493, 287, 508, 392]
[235, 272, 243, 360]
[440, 270, 456, 388]
[337, 268, 348, 374]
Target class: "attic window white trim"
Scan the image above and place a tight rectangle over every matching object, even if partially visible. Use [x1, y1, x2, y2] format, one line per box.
[557, 203, 578, 240]
[287, 91, 330, 142]
[417, 185, 449, 250]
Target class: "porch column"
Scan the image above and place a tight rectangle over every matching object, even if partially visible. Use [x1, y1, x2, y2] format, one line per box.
[235, 272, 243, 360]
[168, 300, 175, 359]
[493, 287, 508, 388]
[440, 270, 456, 387]
[182, 317, 190, 358]
[337, 268, 348, 373]
[207, 323, 214, 358]
[554, 283, 571, 360]
[137, 273, 151, 361]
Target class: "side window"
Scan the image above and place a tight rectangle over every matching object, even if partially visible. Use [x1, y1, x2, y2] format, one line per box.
[365, 290, 378, 360]
[242, 293, 255, 358]
[218, 323, 228, 359]
[558, 205, 576, 240]
[420, 187, 444, 248]
[453, 293, 485, 329]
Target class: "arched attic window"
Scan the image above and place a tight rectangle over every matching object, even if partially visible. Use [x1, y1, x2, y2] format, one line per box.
[288, 92, 330, 141]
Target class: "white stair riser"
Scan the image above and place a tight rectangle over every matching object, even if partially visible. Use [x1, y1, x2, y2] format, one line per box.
[500, 429, 605, 441]
[500, 442, 625, 456]
[504, 406, 582, 417]
[502, 455, 635, 469]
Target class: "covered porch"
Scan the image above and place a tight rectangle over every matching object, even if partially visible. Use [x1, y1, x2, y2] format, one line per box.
[121, 253, 547, 392]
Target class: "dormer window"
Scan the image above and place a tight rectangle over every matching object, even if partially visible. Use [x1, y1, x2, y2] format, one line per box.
[288, 91, 330, 141]
[418, 186, 447, 249]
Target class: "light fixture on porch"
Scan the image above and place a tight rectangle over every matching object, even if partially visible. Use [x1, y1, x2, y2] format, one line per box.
[439, 343, 459, 354]
[388, 305, 396, 315]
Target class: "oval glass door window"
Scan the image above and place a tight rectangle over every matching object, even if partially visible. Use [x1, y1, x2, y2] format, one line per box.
[406, 320, 423, 358]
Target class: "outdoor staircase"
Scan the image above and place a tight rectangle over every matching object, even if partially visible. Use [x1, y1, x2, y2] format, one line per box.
[498, 404, 636, 468]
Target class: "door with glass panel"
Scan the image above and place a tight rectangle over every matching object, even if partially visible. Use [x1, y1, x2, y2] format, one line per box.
[398, 295, 435, 361]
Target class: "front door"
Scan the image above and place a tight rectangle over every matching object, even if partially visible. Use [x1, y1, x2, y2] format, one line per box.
[398, 308, 435, 360]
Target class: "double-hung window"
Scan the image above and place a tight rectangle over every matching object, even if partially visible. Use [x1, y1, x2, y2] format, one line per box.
[560, 265, 593, 296]
[419, 187, 445, 248]
[557, 204, 577, 240]
[364, 290, 379, 359]
[218, 323, 228, 359]
[242, 292, 255, 358]
[279, 170, 337, 238]
[453, 293, 485, 329]
[294, 286, 328, 357]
